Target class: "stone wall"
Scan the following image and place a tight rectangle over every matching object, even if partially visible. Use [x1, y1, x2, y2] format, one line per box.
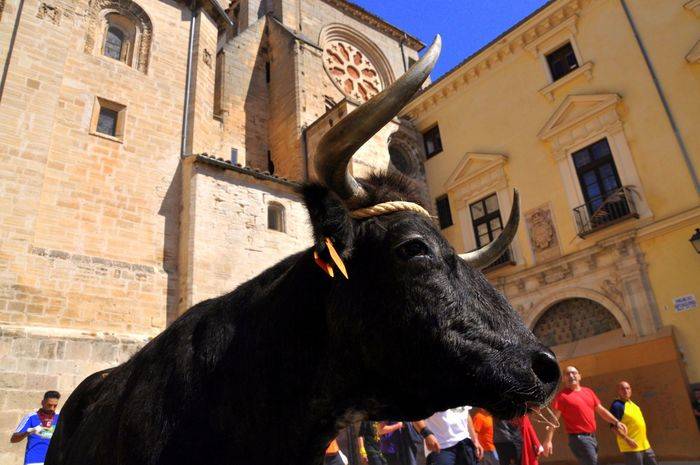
[0, 0, 193, 335]
[219, 18, 270, 170]
[0, 326, 148, 465]
[178, 155, 312, 313]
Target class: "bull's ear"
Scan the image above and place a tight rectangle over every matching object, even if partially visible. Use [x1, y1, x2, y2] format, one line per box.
[302, 183, 354, 257]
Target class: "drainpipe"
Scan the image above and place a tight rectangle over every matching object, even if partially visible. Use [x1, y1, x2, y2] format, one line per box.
[301, 124, 309, 182]
[620, 0, 699, 195]
[181, 2, 199, 158]
[0, 0, 27, 104]
[399, 34, 408, 72]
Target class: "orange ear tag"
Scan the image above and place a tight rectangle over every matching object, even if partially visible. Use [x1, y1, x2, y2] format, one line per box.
[324, 237, 349, 279]
[313, 250, 334, 278]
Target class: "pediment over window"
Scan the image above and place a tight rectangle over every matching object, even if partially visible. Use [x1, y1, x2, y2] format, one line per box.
[538, 94, 621, 142]
[687, 40, 700, 63]
[444, 153, 508, 201]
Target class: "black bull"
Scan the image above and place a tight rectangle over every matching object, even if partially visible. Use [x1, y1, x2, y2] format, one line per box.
[46, 36, 560, 465]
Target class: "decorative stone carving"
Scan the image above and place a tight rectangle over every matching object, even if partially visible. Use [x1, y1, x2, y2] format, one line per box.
[602, 277, 624, 305]
[444, 153, 508, 201]
[203, 49, 212, 68]
[323, 40, 382, 102]
[538, 264, 572, 286]
[37, 2, 61, 24]
[525, 205, 560, 263]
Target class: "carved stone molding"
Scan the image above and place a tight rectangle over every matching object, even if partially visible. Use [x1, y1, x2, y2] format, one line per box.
[203, 49, 212, 68]
[37, 2, 61, 24]
[526, 204, 561, 263]
[502, 233, 659, 338]
[538, 93, 621, 158]
[685, 0, 700, 16]
[403, 0, 590, 118]
[445, 153, 508, 203]
[319, 24, 395, 103]
[84, 0, 153, 74]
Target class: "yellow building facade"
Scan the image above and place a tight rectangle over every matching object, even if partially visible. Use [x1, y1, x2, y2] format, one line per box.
[402, 0, 700, 462]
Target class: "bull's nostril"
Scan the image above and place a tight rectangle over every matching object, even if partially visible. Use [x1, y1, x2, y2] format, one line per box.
[531, 349, 560, 385]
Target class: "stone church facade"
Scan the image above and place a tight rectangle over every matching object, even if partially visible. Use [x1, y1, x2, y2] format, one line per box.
[0, 0, 428, 462]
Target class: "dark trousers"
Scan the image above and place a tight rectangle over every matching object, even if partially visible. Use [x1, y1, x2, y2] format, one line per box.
[568, 434, 598, 465]
[368, 453, 388, 465]
[623, 449, 658, 465]
[494, 442, 521, 465]
[426, 438, 477, 465]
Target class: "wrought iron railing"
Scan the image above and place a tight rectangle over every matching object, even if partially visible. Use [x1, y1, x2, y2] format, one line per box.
[573, 186, 639, 237]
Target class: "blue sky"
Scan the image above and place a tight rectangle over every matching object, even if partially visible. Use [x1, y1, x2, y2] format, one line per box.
[351, 0, 550, 78]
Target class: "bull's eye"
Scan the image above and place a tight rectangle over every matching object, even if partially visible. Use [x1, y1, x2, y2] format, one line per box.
[395, 238, 431, 260]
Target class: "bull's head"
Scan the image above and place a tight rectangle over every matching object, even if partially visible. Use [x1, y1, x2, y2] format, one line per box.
[305, 36, 559, 421]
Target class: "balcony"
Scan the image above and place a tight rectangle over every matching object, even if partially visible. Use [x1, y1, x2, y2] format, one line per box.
[484, 248, 515, 272]
[573, 186, 639, 237]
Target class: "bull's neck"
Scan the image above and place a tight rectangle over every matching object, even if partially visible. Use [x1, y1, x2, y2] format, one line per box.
[220, 248, 353, 464]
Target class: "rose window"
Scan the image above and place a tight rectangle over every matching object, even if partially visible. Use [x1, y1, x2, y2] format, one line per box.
[323, 41, 382, 102]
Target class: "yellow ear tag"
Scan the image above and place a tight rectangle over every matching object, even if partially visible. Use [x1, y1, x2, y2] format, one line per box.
[313, 250, 334, 278]
[324, 237, 349, 279]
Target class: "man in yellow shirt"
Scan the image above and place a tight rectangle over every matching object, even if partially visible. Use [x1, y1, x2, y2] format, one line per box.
[609, 381, 658, 465]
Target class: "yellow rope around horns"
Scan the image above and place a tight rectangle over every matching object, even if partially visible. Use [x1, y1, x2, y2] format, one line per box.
[349, 201, 432, 219]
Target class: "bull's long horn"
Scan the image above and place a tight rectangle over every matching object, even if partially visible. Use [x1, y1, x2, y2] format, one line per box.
[460, 190, 520, 269]
[314, 35, 442, 205]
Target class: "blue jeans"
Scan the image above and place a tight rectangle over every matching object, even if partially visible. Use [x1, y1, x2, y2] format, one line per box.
[568, 434, 598, 465]
[427, 438, 477, 465]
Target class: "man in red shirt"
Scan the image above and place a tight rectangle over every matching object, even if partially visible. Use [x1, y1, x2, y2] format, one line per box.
[543, 366, 627, 465]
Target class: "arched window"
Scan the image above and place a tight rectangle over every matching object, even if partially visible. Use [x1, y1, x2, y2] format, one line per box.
[104, 26, 125, 60]
[85, 0, 152, 73]
[389, 146, 416, 176]
[533, 298, 621, 347]
[101, 14, 136, 65]
[267, 203, 285, 233]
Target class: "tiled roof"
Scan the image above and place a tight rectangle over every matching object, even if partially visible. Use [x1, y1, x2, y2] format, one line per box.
[194, 153, 301, 188]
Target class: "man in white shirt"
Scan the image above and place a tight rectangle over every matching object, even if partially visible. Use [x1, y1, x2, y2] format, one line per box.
[413, 407, 484, 465]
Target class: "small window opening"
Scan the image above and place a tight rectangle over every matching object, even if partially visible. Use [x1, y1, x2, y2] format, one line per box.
[214, 51, 225, 119]
[436, 195, 453, 229]
[104, 27, 125, 61]
[423, 125, 443, 159]
[97, 107, 119, 136]
[267, 150, 275, 175]
[91, 97, 126, 141]
[267, 203, 285, 232]
[546, 42, 579, 81]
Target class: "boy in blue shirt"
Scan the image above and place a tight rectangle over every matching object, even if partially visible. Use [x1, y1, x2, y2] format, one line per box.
[11, 391, 61, 465]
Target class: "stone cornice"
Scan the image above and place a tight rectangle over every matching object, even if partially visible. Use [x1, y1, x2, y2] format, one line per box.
[402, 0, 588, 119]
[321, 0, 424, 51]
[685, 0, 700, 16]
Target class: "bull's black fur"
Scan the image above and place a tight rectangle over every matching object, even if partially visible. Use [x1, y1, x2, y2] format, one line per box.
[47, 173, 559, 465]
